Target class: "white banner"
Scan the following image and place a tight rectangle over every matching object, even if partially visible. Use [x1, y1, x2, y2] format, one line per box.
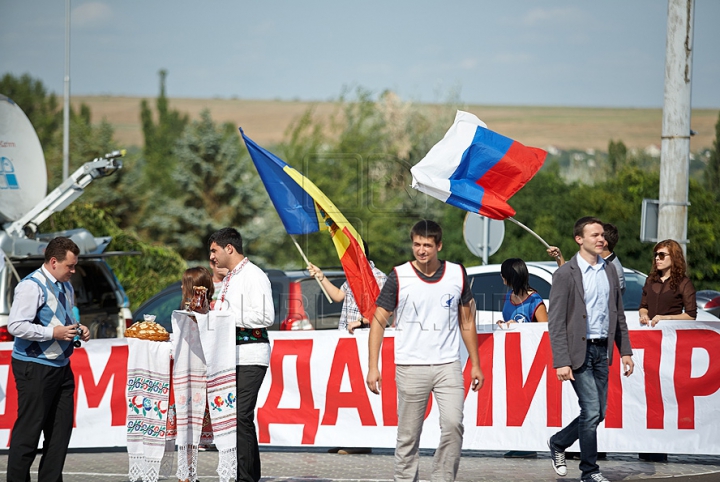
[0, 320, 718, 453]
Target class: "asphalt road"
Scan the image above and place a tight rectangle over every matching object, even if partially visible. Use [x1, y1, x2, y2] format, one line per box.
[1, 447, 720, 482]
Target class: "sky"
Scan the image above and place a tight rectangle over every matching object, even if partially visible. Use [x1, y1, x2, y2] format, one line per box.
[1, 1, 719, 109]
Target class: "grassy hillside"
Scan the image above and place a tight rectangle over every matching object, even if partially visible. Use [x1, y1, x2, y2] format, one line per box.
[73, 95, 718, 152]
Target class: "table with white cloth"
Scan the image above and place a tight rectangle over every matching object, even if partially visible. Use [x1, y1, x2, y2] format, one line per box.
[126, 311, 237, 482]
[126, 337, 175, 482]
[171, 310, 238, 482]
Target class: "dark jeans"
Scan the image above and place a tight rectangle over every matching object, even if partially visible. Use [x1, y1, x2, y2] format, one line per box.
[551, 343, 608, 480]
[236, 364, 268, 482]
[7, 358, 75, 482]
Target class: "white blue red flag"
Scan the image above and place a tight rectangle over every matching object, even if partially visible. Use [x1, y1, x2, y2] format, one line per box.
[411, 110, 546, 220]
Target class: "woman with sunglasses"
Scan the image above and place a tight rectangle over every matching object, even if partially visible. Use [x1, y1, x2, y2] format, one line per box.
[638, 240, 696, 463]
[639, 239, 697, 328]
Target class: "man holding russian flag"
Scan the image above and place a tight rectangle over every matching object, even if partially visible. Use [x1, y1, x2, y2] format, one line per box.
[366, 220, 483, 482]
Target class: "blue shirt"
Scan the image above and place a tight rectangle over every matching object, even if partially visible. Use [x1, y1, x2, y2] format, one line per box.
[502, 291, 545, 323]
[576, 254, 609, 339]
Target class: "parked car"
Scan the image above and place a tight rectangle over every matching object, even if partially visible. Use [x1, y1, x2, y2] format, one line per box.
[465, 261, 720, 324]
[696, 290, 720, 318]
[0, 255, 133, 342]
[132, 268, 348, 333]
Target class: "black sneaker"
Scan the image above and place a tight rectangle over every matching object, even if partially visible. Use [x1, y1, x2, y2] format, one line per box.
[547, 439, 567, 476]
[582, 472, 610, 482]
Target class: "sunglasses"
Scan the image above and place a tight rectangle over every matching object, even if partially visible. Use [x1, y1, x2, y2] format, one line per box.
[653, 252, 670, 260]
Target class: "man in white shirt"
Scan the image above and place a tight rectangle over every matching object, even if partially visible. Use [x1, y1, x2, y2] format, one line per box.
[7, 236, 89, 482]
[366, 220, 483, 482]
[209, 228, 274, 482]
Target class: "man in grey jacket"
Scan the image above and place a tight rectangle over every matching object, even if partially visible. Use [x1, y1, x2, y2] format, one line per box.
[547, 217, 634, 482]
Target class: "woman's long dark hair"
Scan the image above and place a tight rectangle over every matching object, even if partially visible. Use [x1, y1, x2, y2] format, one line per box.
[501, 258, 531, 296]
[181, 266, 214, 308]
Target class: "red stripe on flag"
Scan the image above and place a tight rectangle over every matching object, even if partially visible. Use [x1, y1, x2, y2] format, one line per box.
[476, 141, 546, 201]
[478, 191, 515, 220]
[339, 227, 380, 321]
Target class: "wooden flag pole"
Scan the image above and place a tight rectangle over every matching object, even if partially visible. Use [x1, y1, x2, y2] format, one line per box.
[507, 216, 551, 248]
[290, 236, 333, 303]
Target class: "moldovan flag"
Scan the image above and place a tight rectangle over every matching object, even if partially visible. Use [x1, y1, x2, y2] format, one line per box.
[411, 110, 546, 220]
[240, 128, 380, 321]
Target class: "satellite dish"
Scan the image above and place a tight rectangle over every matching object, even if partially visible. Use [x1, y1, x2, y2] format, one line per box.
[463, 212, 505, 262]
[0, 94, 47, 224]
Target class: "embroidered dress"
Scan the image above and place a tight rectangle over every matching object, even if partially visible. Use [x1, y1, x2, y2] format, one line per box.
[501, 291, 545, 323]
[127, 338, 174, 482]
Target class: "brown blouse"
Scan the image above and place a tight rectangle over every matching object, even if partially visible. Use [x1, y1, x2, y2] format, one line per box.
[639, 276, 697, 319]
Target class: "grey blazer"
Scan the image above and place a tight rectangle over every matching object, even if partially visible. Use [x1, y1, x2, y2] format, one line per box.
[548, 254, 633, 370]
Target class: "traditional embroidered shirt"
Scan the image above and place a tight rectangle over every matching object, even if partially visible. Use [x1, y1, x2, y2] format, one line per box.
[214, 258, 274, 366]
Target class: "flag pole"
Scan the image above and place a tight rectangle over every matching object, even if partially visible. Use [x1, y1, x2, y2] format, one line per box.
[506, 217, 551, 248]
[290, 236, 333, 303]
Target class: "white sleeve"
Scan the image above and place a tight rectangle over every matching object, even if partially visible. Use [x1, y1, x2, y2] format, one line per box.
[8, 281, 55, 341]
[227, 268, 275, 329]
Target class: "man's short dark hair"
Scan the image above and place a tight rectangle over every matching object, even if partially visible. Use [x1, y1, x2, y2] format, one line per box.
[573, 216, 604, 239]
[208, 227, 244, 255]
[603, 223, 619, 252]
[410, 220, 442, 245]
[45, 237, 80, 263]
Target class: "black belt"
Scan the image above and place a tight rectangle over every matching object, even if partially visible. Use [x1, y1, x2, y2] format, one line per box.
[587, 338, 608, 345]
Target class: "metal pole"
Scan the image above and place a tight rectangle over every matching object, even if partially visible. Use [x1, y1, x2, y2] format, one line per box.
[482, 215, 489, 265]
[658, 0, 694, 255]
[62, 0, 71, 180]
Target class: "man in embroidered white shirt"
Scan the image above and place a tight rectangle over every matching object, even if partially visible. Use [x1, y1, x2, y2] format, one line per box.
[209, 227, 274, 482]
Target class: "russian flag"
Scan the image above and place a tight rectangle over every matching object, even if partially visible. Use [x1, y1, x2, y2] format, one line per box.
[411, 111, 546, 220]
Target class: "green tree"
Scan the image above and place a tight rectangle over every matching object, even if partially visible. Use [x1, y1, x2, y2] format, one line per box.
[266, 88, 453, 273]
[140, 111, 276, 261]
[608, 139, 627, 175]
[40, 203, 186, 309]
[139, 70, 188, 196]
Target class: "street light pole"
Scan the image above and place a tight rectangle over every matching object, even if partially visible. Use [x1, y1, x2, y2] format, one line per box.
[658, 0, 694, 254]
[62, 0, 71, 181]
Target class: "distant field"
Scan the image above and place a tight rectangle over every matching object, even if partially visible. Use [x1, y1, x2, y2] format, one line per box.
[73, 96, 718, 152]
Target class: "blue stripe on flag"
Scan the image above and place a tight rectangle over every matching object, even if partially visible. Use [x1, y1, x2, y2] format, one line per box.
[241, 129, 320, 235]
[450, 126, 513, 183]
[447, 181, 485, 213]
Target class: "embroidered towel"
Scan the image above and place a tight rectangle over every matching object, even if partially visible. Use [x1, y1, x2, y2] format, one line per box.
[171, 311, 209, 482]
[126, 338, 173, 482]
[197, 311, 237, 481]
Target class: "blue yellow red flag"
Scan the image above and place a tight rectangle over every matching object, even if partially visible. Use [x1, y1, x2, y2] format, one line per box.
[240, 128, 380, 321]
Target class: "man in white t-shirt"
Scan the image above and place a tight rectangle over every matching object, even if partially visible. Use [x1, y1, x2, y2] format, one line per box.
[209, 227, 274, 482]
[366, 220, 483, 482]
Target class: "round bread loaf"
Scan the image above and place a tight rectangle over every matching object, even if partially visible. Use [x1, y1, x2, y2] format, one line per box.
[124, 320, 170, 342]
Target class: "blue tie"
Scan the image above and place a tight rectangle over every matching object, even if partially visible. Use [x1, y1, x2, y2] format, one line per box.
[56, 282, 72, 325]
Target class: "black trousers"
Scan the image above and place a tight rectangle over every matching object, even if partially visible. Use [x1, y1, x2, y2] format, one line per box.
[7, 358, 75, 482]
[236, 364, 268, 482]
